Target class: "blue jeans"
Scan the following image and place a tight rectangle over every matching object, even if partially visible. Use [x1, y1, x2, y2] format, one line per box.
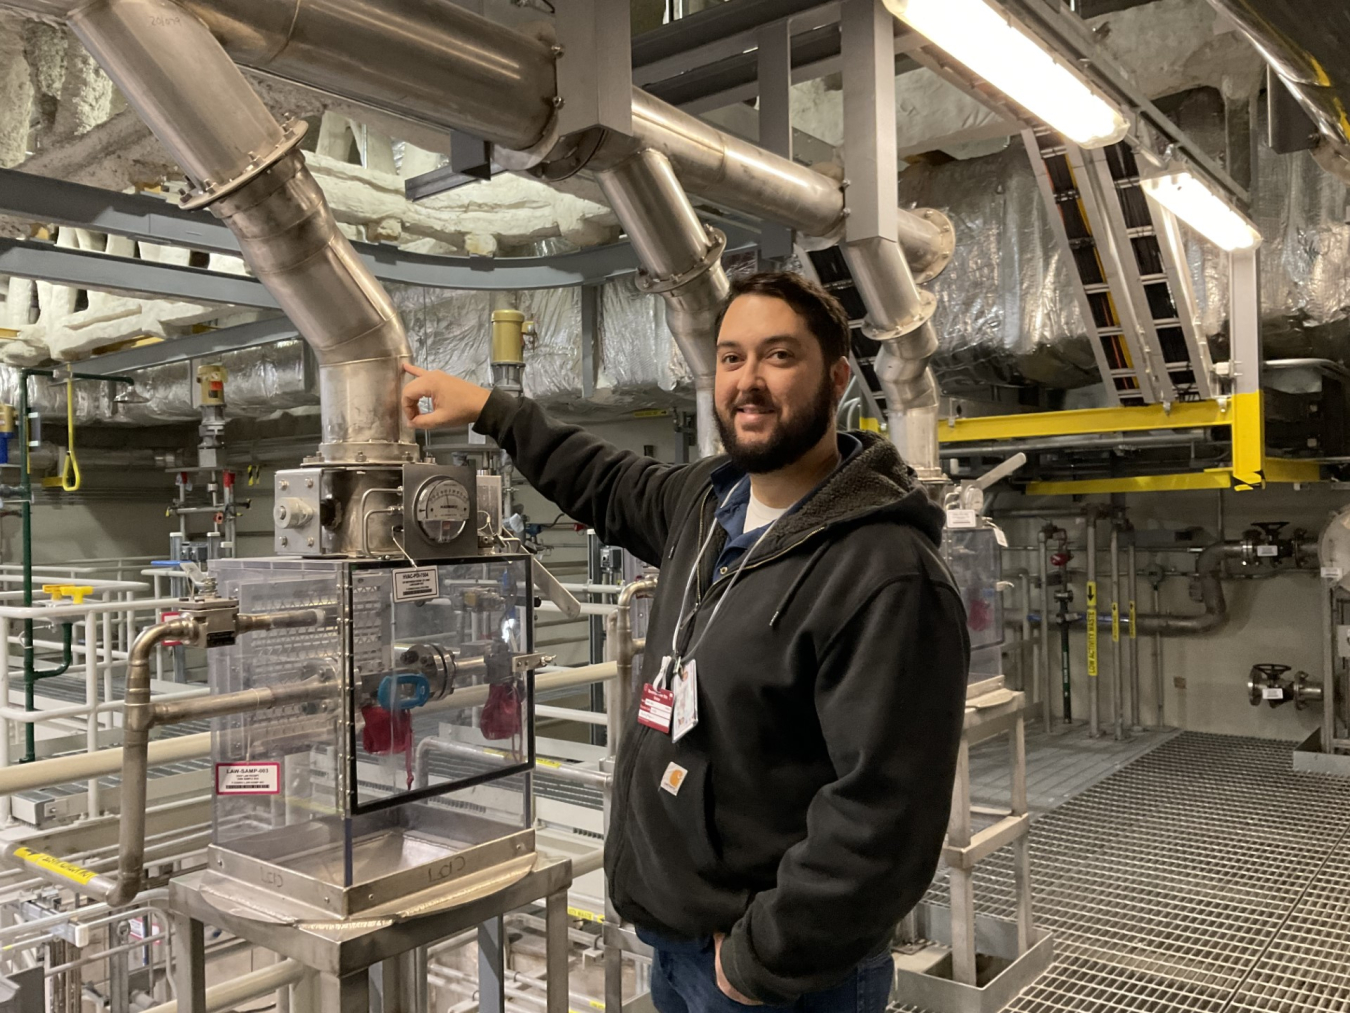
[645, 934, 894, 1013]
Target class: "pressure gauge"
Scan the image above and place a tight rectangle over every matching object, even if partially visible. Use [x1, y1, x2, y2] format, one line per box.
[413, 476, 471, 543]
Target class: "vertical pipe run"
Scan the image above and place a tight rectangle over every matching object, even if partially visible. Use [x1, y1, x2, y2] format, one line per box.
[1019, 572, 1032, 696]
[1039, 528, 1052, 733]
[1110, 527, 1123, 741]
[1128, 544, 1140, 729]
[84, 612, 98, 816]
[1324, 583, 1337, 753]
[1086, 512, 1099, 738]
[67, 0, 416, 466]
[595, 150, 730, 460]
[1152, 572, 1164, 729]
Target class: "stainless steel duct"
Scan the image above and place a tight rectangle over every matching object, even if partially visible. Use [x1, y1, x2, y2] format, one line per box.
[0, 0, 962, 251]
[841, 237, 944, 480]
[1202, 0, 1350, 180]
[596, 149, 729, 459]
[3, 0, 956, 466]
[66, 0, 417, 466]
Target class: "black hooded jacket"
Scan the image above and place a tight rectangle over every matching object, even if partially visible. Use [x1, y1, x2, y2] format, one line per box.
[475, 390, 969, 1004]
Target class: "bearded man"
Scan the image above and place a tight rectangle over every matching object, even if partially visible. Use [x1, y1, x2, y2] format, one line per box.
[401, 271, 969, 1013]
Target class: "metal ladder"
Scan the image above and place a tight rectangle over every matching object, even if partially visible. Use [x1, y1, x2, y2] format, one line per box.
[1025, 128, 1216, 405]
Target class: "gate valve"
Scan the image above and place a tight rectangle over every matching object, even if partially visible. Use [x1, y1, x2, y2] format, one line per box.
[1248, 663, 1292, 707]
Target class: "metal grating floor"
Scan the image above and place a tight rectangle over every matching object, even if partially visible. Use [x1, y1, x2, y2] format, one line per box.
[968, 722, 1180, 814]
[905, 733, 1350, 1013]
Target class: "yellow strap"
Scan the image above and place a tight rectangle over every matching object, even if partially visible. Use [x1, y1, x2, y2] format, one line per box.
[61, 379, 81, 492]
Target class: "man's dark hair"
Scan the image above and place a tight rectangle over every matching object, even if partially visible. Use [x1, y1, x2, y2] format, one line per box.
[716, 271, 852, 362]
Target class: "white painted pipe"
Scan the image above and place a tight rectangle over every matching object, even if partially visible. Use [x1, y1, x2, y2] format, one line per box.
[0, 731, 211, 795]
[536, 705, 607, 726]
[139, 958, 305, 1013]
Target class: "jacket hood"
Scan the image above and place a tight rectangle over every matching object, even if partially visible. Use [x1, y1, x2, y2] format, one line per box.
[711, 431, 944, 558]
[775, 431, 944, 545]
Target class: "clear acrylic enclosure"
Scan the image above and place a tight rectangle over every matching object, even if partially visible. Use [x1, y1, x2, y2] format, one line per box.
[942, 527, 1005, 681]
[208, 555, 534, 896]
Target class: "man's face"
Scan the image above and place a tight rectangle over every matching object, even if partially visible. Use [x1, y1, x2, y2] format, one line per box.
[714, 293, 850, 473]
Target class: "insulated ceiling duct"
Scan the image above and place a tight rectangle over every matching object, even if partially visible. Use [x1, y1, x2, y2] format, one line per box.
[1202, 1, 1350, 181]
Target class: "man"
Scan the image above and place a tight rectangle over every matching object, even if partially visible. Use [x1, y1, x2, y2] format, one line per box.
[402, 272, 969, 1012]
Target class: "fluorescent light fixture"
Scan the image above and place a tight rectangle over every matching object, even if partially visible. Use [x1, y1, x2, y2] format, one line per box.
[882, 0, 1130, 148]
[1140, 169, 1262, 252]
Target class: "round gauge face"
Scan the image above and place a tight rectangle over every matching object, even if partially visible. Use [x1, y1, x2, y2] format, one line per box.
[413, 477, 471, 543]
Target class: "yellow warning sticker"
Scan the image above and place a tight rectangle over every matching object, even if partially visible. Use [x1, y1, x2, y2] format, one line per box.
[13, 846, 98, 886]
[567, 905, 605, 924]
[1111, 602, 1120, 644]
[1086, 581, 1098, 677]
[536, 758, 562, 769]
[1129, 601, 1137, 639]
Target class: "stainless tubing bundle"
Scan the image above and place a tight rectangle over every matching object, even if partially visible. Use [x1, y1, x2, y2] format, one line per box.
[67, 0, 417, 466]
[597, 151, 730, 459]
[4, 608, 328, 905]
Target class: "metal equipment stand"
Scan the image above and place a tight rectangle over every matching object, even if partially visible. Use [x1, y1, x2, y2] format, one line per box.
[894, 677, 1054, 1013]
[168, 855, 574, 1013]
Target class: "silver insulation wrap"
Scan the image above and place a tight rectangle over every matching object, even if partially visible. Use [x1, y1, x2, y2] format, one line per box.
[10, 97, 1350, 423]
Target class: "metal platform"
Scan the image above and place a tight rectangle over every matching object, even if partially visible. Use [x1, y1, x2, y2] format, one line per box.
[902, 733, 1350, 1012]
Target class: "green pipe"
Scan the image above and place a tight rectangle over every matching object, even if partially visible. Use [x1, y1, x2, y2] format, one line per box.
[15, 369, 136, 762]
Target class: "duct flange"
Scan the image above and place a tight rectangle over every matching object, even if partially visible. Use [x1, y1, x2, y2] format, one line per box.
[906, 208, 956, 285]
[862, 290, 939, 343]
[180, 120, 308, 211]
[634, 227, 727, 296]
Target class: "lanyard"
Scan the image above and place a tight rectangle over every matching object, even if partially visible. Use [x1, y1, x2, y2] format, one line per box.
[669, 477, 782, 663]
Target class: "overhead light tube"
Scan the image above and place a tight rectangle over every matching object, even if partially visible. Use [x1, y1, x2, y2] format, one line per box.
[1140, 168, 1263, 252]
[882, 0, 1130, 148]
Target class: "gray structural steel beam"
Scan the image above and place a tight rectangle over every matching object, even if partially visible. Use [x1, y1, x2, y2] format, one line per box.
[0, 168, 765, 291]
[632, 0, 837, 71]
[0, 237, 280, 308]
[76, 317, 299, 375]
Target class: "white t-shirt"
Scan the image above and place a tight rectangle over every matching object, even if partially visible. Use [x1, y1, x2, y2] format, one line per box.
[745, 490, 790, 533]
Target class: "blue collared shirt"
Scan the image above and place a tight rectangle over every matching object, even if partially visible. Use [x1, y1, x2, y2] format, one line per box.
[709, 433, 862, 574]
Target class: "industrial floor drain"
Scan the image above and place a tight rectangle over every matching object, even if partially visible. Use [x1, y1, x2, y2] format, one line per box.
[899, 733, 1350, 1012]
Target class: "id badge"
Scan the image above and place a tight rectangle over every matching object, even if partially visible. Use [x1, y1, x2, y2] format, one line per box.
[671, 659, 698, 742]
[637, 684, 674, 733]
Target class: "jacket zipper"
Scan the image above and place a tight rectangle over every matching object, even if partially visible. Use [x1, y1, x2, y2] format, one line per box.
[696, 525, 829, 612]
[608, 487, 714, 870]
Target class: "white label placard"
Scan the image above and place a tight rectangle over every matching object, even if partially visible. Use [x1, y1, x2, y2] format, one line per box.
[393, 566, 440, 602]
[946, 509, 979, 530]
[215, 762, 280, 796]
[1261, 686, 1285, 701]
[1323, 566, 1344, 581]
[992, 524, 1008, 548]
[1256, 544, 1279, 558]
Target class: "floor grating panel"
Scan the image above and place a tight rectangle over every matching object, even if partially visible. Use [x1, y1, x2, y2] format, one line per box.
[900, 732, 1350, 1013]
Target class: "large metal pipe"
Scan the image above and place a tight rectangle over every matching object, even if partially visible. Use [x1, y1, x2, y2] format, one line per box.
[0, 731, 211, 796]
[139, 959, 306, 1013]
[1038, 527, 1052, 734]
[1199, 0, 1350, 173]
[842, 238, 942, 478]
[1085, 512, 1098, 736]
[607, 576, 658, 756]
[596, 151, 728, 460]
[66, 0, 416, 466]
[1137, 541, 1248, 636]
[1110, 526, 1123, 742]
[110, 614, 203, 906]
